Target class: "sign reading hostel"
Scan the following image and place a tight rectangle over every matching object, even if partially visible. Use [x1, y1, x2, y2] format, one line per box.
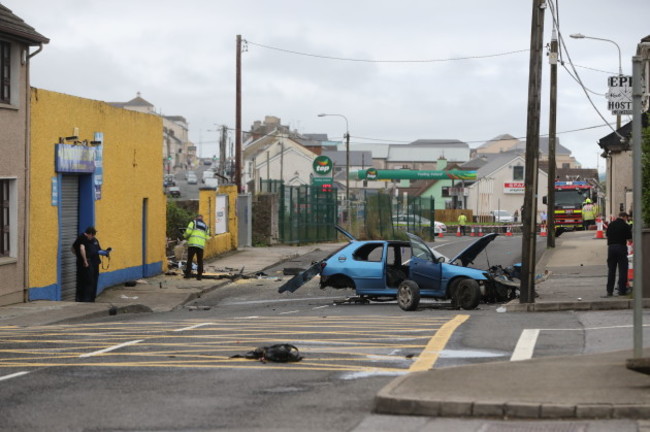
[606, 75, 633, 115]
[312, 156, 333, 175]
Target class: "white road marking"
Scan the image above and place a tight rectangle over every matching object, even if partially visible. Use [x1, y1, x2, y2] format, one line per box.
[223, 296, 341, 305]
[279, 310, 300, 315]
[311, 305, 329, 310]
[0, 371, 29, 382]
[174, 323, 214, 332]
[79, 339, 144, 358]
[510, 329, 540, 361]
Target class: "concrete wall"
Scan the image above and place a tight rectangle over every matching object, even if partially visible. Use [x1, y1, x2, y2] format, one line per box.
[0, 39, 30, 306]
[28, 88, 166, 300]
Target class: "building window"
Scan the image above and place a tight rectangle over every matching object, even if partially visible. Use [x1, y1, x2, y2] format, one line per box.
[0, 41, 10, 104]
[441, 186, 451, 197]
[0, 179, 12, 257]
[513, 165, 524, 181]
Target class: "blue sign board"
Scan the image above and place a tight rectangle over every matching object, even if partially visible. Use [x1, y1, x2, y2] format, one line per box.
[55, 144, 96, 173]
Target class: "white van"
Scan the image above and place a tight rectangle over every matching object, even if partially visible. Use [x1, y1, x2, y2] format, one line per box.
[202, 170, 215, 184]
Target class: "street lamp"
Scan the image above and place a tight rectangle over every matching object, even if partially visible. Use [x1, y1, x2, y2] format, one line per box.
[317, 113, 350, 206]
[570, 33, 622, 77]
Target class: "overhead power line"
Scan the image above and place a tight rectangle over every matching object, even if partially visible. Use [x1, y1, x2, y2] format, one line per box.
[245, 39, 529, 63]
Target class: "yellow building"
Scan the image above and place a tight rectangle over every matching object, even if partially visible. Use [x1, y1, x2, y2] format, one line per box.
[28, 89, 166, 300]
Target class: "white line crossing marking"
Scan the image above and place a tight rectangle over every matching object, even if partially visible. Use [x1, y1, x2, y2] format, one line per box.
[0, 371, 29, 382]
[510, 329, 540, 361]
[79, 339, 144, 358]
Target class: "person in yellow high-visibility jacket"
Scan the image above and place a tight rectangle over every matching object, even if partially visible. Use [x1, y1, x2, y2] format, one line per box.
[183, 214, 210, 280]
[582, 198, 596, 230]
[458, 213, 467, 236]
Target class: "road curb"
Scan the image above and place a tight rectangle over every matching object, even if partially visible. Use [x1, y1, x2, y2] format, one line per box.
[503, 299, 649, 312]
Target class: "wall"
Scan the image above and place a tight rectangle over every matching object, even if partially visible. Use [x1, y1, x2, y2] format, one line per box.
[197, 185, 239, 258]
[28, 89, 166, 300]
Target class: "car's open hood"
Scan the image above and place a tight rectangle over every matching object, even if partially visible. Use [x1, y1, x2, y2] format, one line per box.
[405, 232, 498, 267]
[449, 233, 499, 267]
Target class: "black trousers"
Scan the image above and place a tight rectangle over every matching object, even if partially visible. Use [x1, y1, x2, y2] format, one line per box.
[606, 244, 628, 294]
[76, 264, 98, 302]
[185, 246, 204, 278]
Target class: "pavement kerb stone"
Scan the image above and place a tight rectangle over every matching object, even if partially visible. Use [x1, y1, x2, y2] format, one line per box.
[576, 404, 614, 419]
[539, 403, 576, 419]
[613, 405, 650, 419]
[471, 401, 505, 417]
[505, 402, 541, 419]
[438, 400, 473, 417]
[502, 299, 647, 313]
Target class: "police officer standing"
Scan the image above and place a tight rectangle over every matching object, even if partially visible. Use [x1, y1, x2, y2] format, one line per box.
[605, 212, 632, 296]
[184, 214, 210, 280]
[72, 226, 103, 302]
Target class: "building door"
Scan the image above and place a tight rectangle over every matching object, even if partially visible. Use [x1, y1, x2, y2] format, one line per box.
[60, 175, 79, 301]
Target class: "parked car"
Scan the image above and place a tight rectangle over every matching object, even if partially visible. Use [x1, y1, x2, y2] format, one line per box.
[392, 214, 447, 233]
[185, 170, 196, 180]
[279, 226, 499, 311]
[491, 210, 515, 223]
[163, 174, 176, 187]
[167, 186, 181, 198]
[187, 174, 198, 184]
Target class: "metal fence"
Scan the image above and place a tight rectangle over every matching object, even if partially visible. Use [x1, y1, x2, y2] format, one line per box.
[261, 180, 438, 243]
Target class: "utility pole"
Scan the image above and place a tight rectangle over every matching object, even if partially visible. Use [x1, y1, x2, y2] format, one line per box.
[520, 0, 545, 303]
[547, 29, 558, 249]
[235, 35, 242, 193]
[219, 125, 227, 178]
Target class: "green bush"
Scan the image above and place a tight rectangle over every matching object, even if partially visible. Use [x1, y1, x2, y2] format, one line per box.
[166, 200, 194, 240]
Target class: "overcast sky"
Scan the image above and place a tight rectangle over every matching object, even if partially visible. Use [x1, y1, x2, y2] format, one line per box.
[5, 0, 649, 171]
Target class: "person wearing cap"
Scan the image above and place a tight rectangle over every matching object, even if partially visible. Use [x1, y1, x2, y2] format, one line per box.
[72, 226, 103, 302]
[605, 212, 632, 297]
[183, 214, 210, 280]
[581, 198, 595, 230]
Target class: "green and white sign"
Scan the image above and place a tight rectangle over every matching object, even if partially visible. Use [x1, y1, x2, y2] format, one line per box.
[312, 155, 333, 175]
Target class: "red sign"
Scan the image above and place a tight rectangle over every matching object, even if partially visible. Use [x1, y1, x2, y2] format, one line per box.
[504, 182, 525, 194]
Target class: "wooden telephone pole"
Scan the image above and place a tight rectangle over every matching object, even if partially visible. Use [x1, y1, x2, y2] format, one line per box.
[235, 35, 242, 193]
[520, 0, 546, 303]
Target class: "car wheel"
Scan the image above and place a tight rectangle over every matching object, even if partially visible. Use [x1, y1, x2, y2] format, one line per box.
[397, 280, 420, 311]
[455, 278, 481, 310]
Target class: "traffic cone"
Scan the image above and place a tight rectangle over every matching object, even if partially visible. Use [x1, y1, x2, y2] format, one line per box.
[540, 225, 547, 237]
[456, 226, 461, 237]
[594, 216, 605, 239]
[470, 226, 475, 237]
[438, 229, 444, 238]
[627, 258, 634, 288]
[478, 226, 484, 237]
[505, 226, 513, 237]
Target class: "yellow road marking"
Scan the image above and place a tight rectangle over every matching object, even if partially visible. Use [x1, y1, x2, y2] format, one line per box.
[408, 314, 470, 372]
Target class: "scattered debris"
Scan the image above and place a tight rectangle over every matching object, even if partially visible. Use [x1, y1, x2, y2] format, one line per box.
[230, 344, 303, 363]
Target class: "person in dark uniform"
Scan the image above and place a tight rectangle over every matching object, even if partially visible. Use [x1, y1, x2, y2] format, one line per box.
[72, 226, 103, 302]
[605, 212, 632, 296]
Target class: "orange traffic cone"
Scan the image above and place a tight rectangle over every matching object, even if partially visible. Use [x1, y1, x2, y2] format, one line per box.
[594, 216, 605, 239]
[540, 225, 547, 237]
[438, 229, 444, 238]
[505, 226, 513, 237]
[456, 226, 461, 237]
[470, 226, 475, 237]
[478, 226, 484, 237]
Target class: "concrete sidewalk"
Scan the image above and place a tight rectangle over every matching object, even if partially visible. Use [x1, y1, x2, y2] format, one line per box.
[1, 230, 648, 422]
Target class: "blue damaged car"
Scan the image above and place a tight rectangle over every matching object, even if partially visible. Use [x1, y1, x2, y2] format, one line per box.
[279, 226, 499, 311]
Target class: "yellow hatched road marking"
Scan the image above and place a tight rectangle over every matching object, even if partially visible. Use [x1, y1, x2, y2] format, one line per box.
[408, 314, 470, 372]
[0, 315, 470, 372]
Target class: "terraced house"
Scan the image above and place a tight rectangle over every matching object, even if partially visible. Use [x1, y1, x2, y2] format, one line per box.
[0, 4, 48, 306]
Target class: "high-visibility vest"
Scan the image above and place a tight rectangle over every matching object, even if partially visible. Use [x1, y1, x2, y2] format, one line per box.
[582, 204, 595, 221]
[184, 219, 210, 249]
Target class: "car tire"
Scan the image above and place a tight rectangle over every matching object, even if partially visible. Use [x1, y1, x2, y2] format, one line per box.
[455, 278, 481, 310]
[397, 280, 420, 311]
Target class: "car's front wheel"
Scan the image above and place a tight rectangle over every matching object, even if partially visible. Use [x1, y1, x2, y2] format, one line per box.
[454, 278, 481, 310]
[397, 280, 420, 311]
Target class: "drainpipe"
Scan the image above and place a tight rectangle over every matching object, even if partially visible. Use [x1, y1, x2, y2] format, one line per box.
[23, 45, 43, 301]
